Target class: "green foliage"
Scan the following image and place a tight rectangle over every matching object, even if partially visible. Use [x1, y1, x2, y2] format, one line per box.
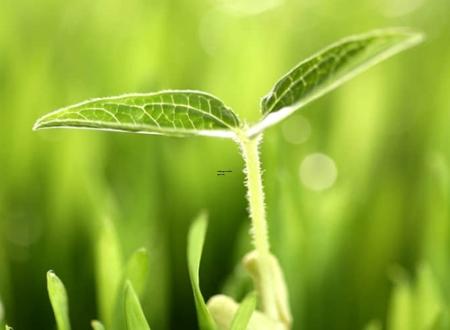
[93, 216, 151, 329]
[207, 295, 285, 330]
[30, 27, 427, 330]
[45, 239, 152, 330]
[1, 0, 446, 328]
[47, 271, 71, 330]
[230, 292, 257, 330]
[111, 248, 151, 330]
[33, 91, 241, 138]
[187, 213, 217, 330]
[252, 28, 423, 134]
[95, 218, 123, 328]
[33, 29, 422, 141]
[124, 248, 150, 298]
[387, 265, 448, 330]
[91, 320, 106, 330]
[124, 281, 151, 330]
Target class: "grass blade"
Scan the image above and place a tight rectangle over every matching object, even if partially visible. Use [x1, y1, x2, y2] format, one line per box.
[47, 271, 71, 330]
[187, 212, 217, 330]
[111, 248, 150, 330]
[124, 281, 151, 330]
[91, 320, 105, 330]
[34, 90, 241, 138]
[251, 28, 423, 135]
[0, 296, 3, 327]
[230, 292, 257, 330]
[95, 217, 123, 328]
[124, 248, 149, 297]
[207, 295, 285, 330]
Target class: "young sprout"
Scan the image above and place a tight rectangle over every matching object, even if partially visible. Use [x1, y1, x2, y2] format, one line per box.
[34, 28, 423, 329]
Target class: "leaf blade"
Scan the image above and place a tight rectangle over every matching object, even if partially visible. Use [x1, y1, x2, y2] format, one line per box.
[253, 28, 423, 135]
[91, 320, 105, 330]
[34, 90, 241, 138]
[95, 217, 123, 329]
[47, 271, 71, 330]
[124, 281, 151, 330]
[124, 248, 150, 298]
[111, 247, 150, 330]
[230, 292, 257, 330]
[187, 212, 217, 330]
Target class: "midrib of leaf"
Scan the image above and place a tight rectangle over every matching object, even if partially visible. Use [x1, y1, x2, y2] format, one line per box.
[62, 100, 234, 130]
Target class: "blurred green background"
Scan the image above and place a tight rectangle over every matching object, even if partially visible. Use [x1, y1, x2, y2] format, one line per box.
[0, 0, 448, 329]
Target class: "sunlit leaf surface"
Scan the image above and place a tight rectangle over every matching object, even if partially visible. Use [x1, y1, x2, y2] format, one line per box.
[91, 320, 105, 330]
[47, 271, 71, 330]
[230, 292, 257, 330]
[187, 213, 217, 330]
[124, 281, 151, 330]
[254, 29, 423, 134]
[124, 248, 150, 298]
[34, 91, 241, 138]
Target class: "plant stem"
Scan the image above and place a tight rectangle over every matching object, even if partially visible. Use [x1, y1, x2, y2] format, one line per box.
[238, 132, 277, 320]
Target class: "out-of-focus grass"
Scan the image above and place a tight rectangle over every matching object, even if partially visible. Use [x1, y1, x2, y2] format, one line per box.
[0, 0, 448, 329]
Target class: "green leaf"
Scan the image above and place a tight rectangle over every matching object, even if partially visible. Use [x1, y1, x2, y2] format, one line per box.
[5, 326, 13, 330]
[251, 28, 423, 135]
[207, 295, 285, 330]
[124, 248, 149, 297]
[91, 320, 105, 330]
[387, 273, 413, 330]
[230, 292, 257, 330]
[110, 248, 150, 330]
[34, 90, 241, 138]
[415, 264, 446, 329]
[124, 281, 151, 330]
[0, 296, 3, 326]
[47, 271, 71, 330]
[187, 212, 217, 330]
[95, 217, 123, 329]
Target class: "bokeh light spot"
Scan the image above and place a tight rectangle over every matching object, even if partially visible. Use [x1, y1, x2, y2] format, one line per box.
[281, 114, 311, 144]
[299, 153, 338, 191]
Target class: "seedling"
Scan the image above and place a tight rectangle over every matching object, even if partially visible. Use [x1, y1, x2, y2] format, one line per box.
[34, 28, 423, 329]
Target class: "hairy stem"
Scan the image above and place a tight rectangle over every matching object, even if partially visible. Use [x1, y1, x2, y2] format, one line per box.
[238, 132, 277, 319]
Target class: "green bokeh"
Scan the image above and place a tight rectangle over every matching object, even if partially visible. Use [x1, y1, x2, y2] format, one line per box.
[0, 0, 448, 329]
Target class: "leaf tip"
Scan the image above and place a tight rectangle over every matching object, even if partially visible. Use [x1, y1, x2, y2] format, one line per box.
[395, 27, 425, 45]
[47, 269, 56, 280]
[124, 280, 133, 294]
[374, 27, 425, 51]
[32, 119, 43, 131]
[33, 114, 52, 131]
[91, 320, 105, 330]
[46, 270, 68, 300]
